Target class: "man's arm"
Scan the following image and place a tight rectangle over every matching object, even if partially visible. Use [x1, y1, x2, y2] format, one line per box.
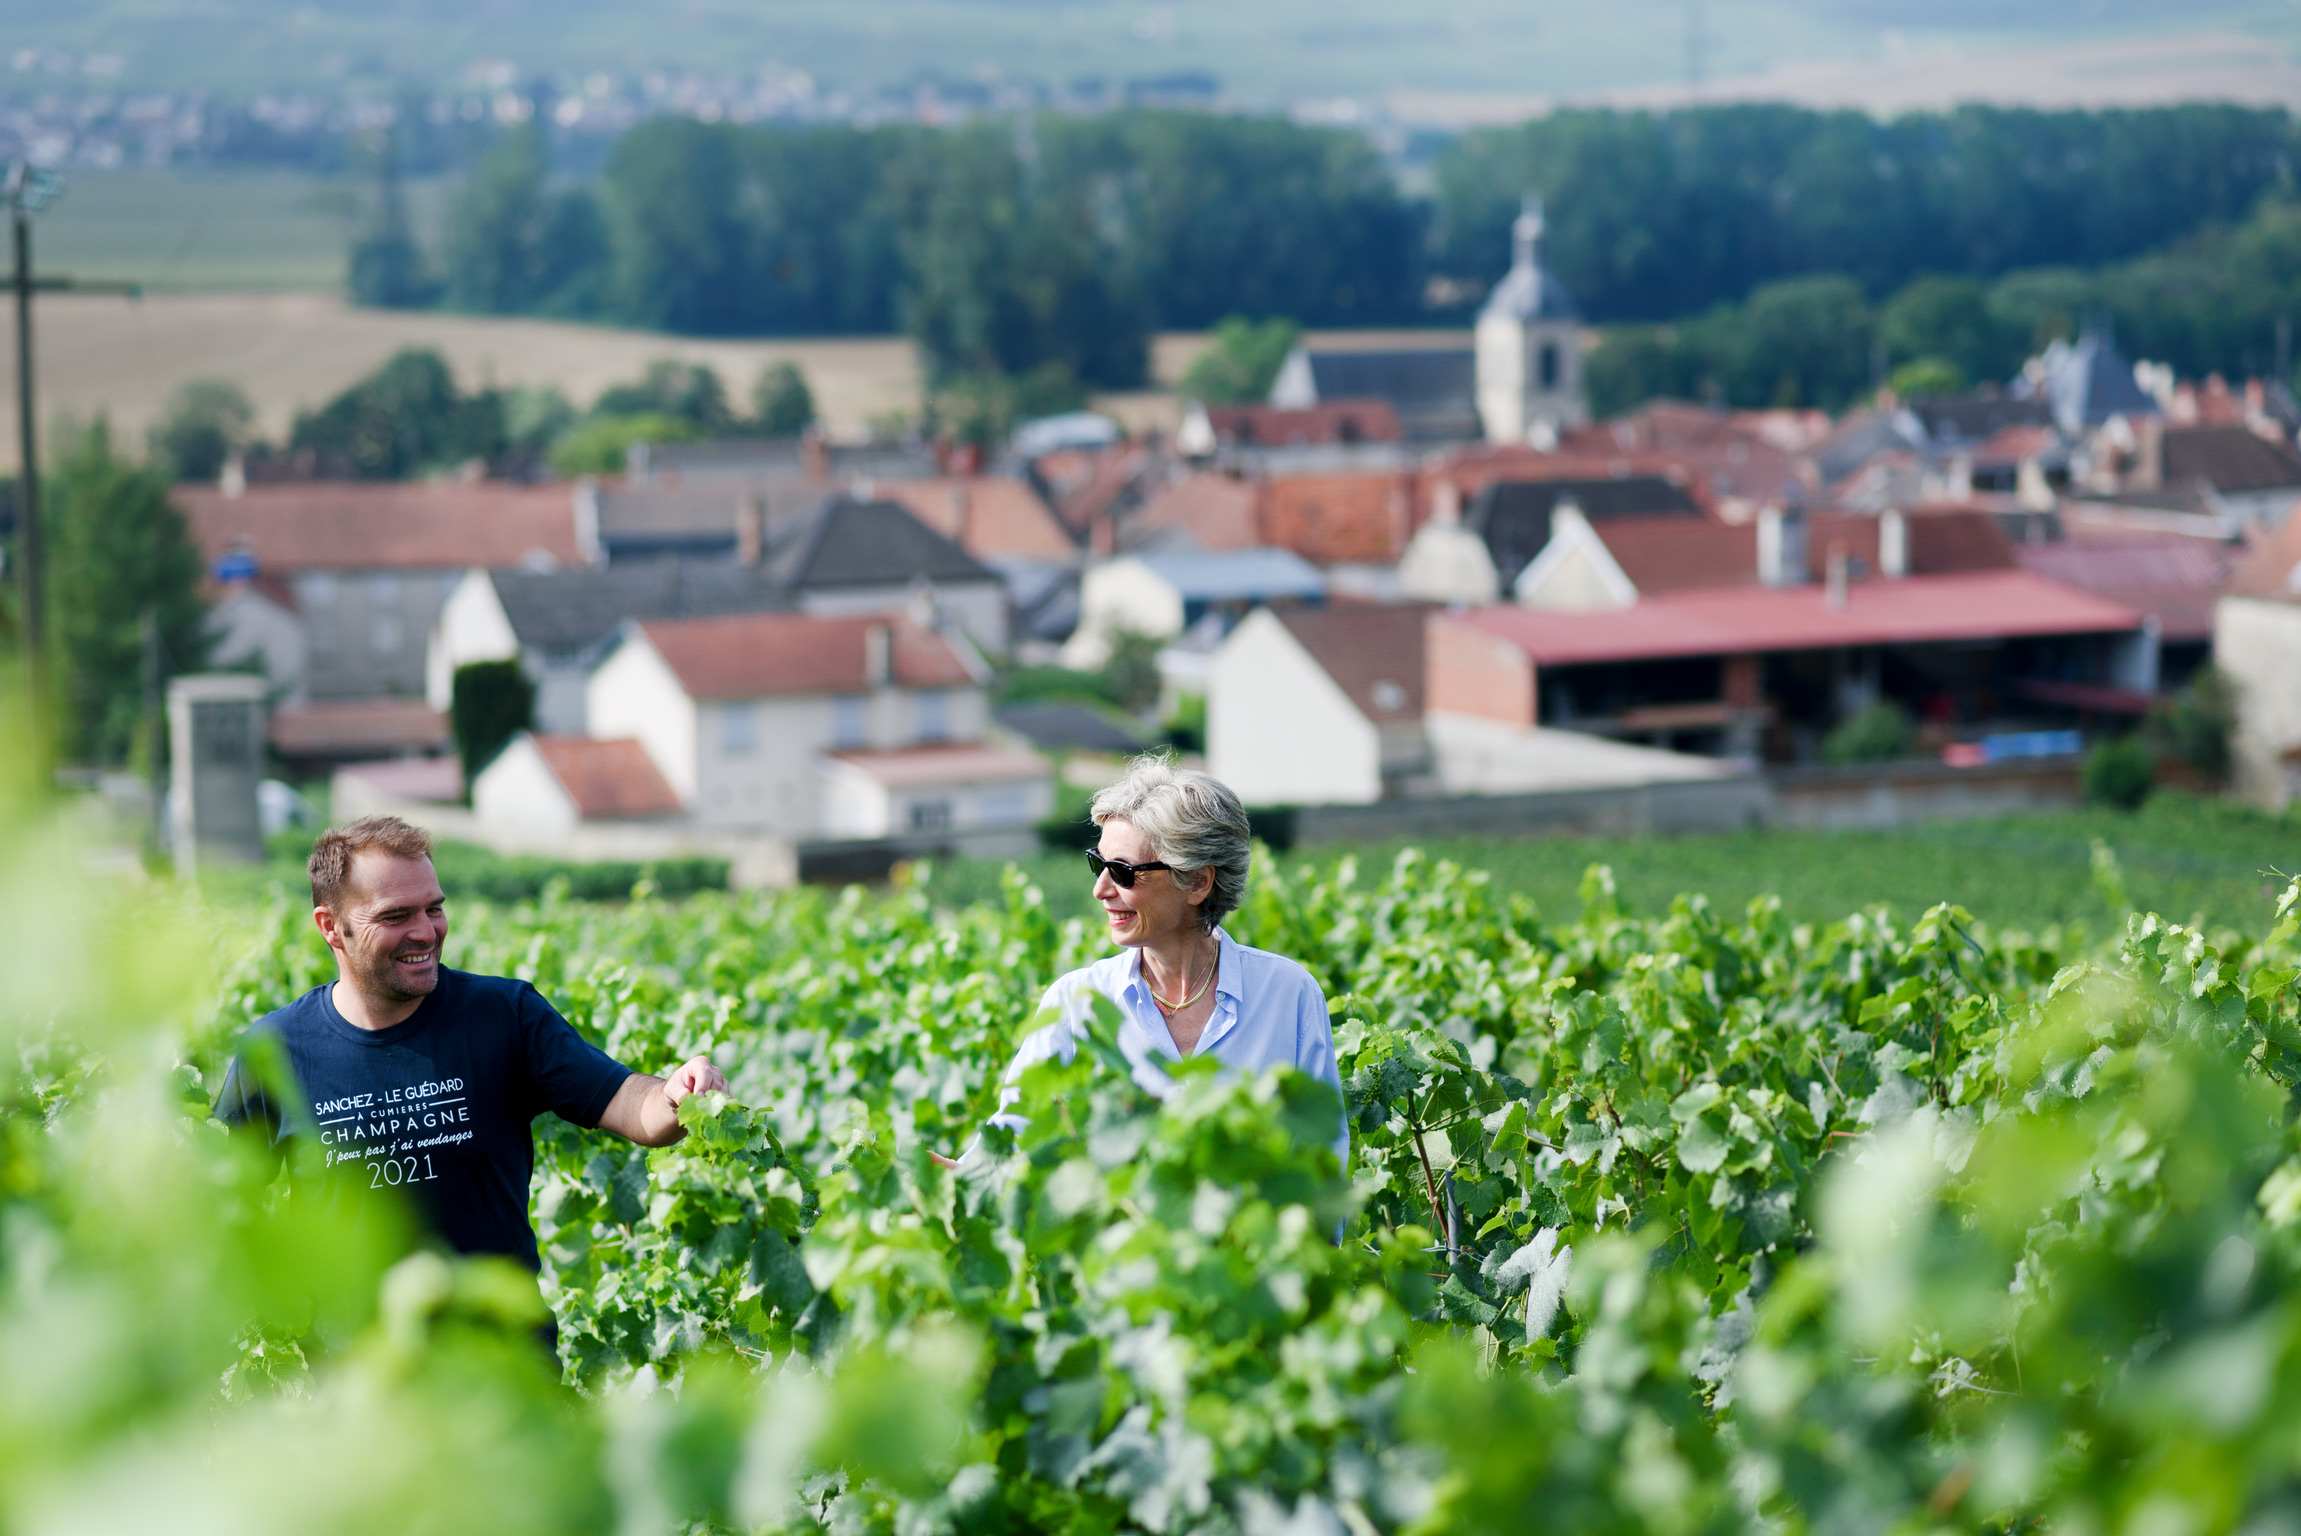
[596, 1055, 729, 1147]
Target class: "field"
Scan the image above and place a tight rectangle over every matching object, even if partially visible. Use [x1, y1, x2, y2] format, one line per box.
[14, 778, 2301, 1532]
[928, 792, 2301, 940]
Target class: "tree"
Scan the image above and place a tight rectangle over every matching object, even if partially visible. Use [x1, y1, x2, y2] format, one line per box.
[750, 362, 815, 436]
[1730, 274, 1876, 409]
[290, 350, 503, 480]
[1821, 700, 1916, 764]
[594, 360, 734, 434]
[443, 120, 610, 316]
[450, 659, 535, 791]
[1179, 316, 1301, 405]
[147, 380, 256, 483]
[347, 129, 440, 309]
[1878, 274, 2023, 387]
[43, 421, 208, 766]
[548, 413, 699, 478]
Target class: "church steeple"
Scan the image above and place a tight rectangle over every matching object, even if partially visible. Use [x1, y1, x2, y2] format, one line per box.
[1513, 194, 1544, 272]
[1476, 189, 1587, 445]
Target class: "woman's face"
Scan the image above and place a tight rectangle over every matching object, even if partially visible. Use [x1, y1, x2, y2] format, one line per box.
[1092, 816, 1210, 949]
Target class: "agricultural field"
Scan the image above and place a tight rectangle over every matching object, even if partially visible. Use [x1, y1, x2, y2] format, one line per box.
[11, 773, 2301, 1532]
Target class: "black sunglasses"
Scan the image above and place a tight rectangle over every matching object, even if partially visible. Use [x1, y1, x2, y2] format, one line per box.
[1085, 850, 1172, 888]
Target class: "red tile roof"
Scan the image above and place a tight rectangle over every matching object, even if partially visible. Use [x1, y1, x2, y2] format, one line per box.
[1258, 472, 1415, 565]
[2012, 536, 2236, 641]
[1130, 471, 1261, 551]
[1206, 399, 1402, 446]
[529, 735, 683, 819]
[178, 483, 585, 573]
[1462, 569, 2141, 667]
[826, 744, 1049, 787]
[1591, 517, 1758, 592]
[876, 476, 1078, 560]
[269, 700, 453, 757]
[636, 612, 975, 701]
[1275, 604, 1428, 725]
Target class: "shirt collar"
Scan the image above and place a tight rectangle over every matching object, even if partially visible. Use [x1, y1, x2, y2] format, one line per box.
[1122, 928, 1241, 1007]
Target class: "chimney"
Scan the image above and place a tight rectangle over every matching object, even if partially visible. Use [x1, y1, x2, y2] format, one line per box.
[219, 450, 246, 499]
[2134, 415, 2165, 490]
[735, 493, 764, 564]
[802, 426, 829, 483]
[1431, 478, 1462, 527]
[865, 622, 892, 689]
[627, 439, 651, 484]
[949, 482, 972, 551]
[1757, 505, 1807, 587]
[1825, 541, 1849, 611]
[573, 478, 604, 567]
[1879, 508, 1907, 579]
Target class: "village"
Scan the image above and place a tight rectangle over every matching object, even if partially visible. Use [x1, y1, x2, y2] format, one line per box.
[136, 193, 2301, 884]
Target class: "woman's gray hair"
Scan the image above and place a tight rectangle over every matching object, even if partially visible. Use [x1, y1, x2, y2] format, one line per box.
[1090, 755, 1253, 931]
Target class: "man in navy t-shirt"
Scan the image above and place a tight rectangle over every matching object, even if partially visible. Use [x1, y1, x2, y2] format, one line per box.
[214, 814, 728, 1272]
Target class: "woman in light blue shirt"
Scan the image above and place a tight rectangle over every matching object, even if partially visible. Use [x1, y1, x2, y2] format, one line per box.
[960, 756, 1348, 1164]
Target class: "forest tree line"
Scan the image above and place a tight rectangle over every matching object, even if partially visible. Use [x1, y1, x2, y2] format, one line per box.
[358, 102, 2301, 408]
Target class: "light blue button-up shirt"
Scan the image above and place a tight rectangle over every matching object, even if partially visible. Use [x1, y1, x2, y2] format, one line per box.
[989, 927, 1349, 1162]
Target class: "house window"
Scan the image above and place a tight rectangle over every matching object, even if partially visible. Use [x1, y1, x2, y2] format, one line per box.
[833, 694, 867, 749]
[916, 690, 949, 743]
[721, 702, 756, 754]
[370, 615, 403, 657]
[909, 799, 952, 832]
[303, 572, 337, 605]
[979, 787, 1027, 825]
[1538, 342, 1560, 390]
[369, 572, 401, 605]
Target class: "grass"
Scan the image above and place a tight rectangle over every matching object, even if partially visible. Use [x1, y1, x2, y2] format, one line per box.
[918, 793, 2301, 942]
[35, 168, 451, 292]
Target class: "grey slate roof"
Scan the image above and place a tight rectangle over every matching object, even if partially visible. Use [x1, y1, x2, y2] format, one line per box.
[1465, 476, 1702, 588]
[995, 702, 1147, 754]
[1480, 200, 1580, 324]
[490, 558, 791, 659]
[768, 497, 1001, 591]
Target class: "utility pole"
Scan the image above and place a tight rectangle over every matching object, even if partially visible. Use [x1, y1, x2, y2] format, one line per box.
[5, 161, 137, 769]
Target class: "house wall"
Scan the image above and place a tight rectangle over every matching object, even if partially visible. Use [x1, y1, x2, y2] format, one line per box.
[1065, 559, 1186, 668]
[587, 637, 700, 804]
[296, 568, 459, 702]
[816, 761, 1053, 839]
[797, 581, 1009, 657]
[471, 735, 580, 831]
[1207, 607, 1380, 806]
[2216, 595, 2301, 808]
[531, 662, 593, 737]
[1426, 615, 1535, 727]
[424, 570, 519, 711]
[207, 586, 308, 705]
[690, 684, 995, 835]
[1513, 534, 1633, 611]
[1476, 313, 1588, 445]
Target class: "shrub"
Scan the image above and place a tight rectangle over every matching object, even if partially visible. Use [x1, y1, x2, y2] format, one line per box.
[2085, 734, 2157, 809]
[546, 412, 699, 478]
[450, 659, 535, 790]
[1820, 699, 1916, 764]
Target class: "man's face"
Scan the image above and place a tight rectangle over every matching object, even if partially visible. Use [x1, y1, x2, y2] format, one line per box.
[321, 852, 448, 1005]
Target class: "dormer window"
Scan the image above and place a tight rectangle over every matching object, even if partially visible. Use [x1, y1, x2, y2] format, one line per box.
[833, 694, 867, 749]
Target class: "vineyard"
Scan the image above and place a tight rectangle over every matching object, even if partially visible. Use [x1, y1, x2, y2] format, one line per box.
[11, 793, 2301, 1534]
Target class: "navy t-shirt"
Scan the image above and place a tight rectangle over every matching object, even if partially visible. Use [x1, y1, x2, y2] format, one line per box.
[213, 967, 633, 1270]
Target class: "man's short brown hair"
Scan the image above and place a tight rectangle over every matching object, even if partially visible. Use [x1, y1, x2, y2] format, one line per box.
[309, 816, 437, 910]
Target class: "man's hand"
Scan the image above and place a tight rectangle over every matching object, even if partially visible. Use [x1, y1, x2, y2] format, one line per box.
[598, 1055, 730, 1147]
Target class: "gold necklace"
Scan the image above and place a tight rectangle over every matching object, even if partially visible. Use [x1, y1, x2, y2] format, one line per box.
[1147, 942, 1217, 1015]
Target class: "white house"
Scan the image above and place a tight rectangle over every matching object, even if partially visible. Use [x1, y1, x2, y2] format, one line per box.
[426, 561, 786, 736]
[1474, 195, 1588, 447]
[1063, 547, 1327, 669]
[1208, 605, 1429, 806]
[585, 609, 1045, 839]
[818, 744, 1054, 839]
[471, 734, 683, 831]
[1510, 502, 1638, 611]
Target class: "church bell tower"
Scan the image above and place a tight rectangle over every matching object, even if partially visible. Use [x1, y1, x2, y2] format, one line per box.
[1475, 194, 1588, 446]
